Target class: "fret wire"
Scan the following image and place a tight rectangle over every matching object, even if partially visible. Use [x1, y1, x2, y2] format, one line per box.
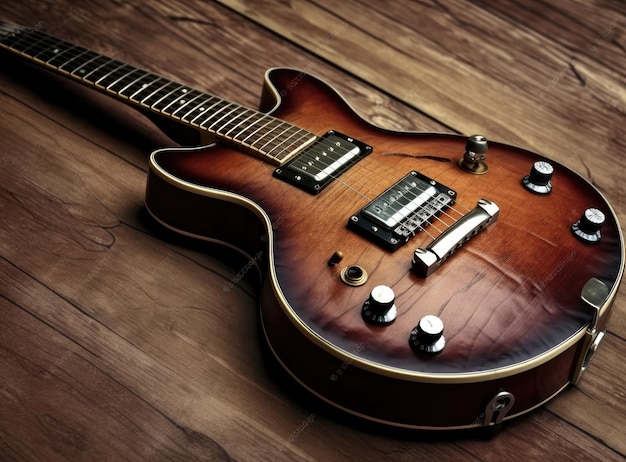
[293, 134, 338, 163]
[57, 47, 91, 72]
[255, 123, 294, 151]
[0, 24, 36, 56]
[189, 98, 225, 125]
[243, 118, 275, 144]
[151, 85, 188, 111]
[265, 126, 302, 155]
[106, 67, 142, 93]
[280, 126, 309, 149]
[230, 115, 266, 143]
[0, 24, 319, 164]
[178, 96, 217, 122]
[248, 120, 284, 148]
[153, 86, 187, 110]
[86, 60, 125, 86]
[32, 38, 68, 63]
[167, 90, 204, 117]
[99, 64, 136, 89]
[18, 31, 50, 55]
[116, 71, 156, 98]
[140, 81, 180, 108]
[54, 46, 89, 69]
[79, 56, 114, 80]
[197, 101, 233, 128]
[93, 62, 128, 86]
[4, 29, 38, 51]
[46, 44, 81, 67]
[272, 130, 315, 160]
[215, 107, 251, 134]
[128, 76, 165, 102]
[221, 110, 258, 138]
[66, 51, 101, 75]
[134, 78, 168, 104]
[267, 133, 305, 159]
[206, 105, 242, 131]
[238, 117, 274, 146]
[0, 29, 23, 48]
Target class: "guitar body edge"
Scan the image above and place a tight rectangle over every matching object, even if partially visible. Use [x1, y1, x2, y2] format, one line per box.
[0, 20, 622, 431]
[145, 144, 271, 275]
[144, 144, 580, 430]
[144, 67, 624, 430]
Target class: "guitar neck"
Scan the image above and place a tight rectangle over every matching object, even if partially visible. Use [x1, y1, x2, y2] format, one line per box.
[0, 22, 316, 165]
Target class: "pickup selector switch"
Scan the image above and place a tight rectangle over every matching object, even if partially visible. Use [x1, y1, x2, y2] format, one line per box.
[362, 285, 397, 325]
[522, 160, 553, 194]
[409, 315, 445, 354]
[572, 208, 605, 244]
[458, 135, 489, 174]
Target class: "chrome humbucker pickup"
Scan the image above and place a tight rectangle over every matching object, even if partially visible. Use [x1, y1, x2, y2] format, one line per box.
[273, 130, 372, 194]
[348, 171, 456, 251]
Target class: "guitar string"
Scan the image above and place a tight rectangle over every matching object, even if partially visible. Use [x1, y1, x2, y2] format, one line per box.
[0, 27, 457, 200]
[0, 28, 446, 245]
[2, 26, 469, 238]
[0, 29, 298, 156]
[304, 132, 470, 223]
[268, 125, 474, 242]
[334, 168, 446, 240]
[285, 138, 466, 243]
[266, 120, 470, 230]
[2, 28, 324, 167]
[6, 25, 468, 237]
[332, 160, 464, 236]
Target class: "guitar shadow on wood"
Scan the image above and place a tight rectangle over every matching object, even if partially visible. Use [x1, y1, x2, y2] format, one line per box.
[0, 51, 532, 444]
[0, 53, 180, 165]
[2, 53, 263, 287]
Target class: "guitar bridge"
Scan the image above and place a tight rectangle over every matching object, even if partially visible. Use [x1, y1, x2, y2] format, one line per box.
[348, 171, 456, 251]
[412, 199, 499, 277]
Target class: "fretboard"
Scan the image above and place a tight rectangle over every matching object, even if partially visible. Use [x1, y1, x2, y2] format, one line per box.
[0, 22, 317, 165]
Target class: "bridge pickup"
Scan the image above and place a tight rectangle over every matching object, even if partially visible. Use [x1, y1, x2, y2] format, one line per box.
[348, 171, 456, 251]
[273, 130, 372, 194]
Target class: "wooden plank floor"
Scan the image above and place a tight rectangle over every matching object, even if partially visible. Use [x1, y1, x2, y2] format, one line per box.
[0, 0, 624, 460]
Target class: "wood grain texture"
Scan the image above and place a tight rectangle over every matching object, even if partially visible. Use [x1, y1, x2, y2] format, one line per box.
[0, 0, 624, 460]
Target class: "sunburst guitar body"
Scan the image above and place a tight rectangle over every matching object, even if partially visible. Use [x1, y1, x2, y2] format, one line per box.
[1, 23, 623, 430]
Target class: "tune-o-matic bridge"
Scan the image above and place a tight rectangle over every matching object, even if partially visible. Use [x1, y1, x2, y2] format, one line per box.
[412, 199, 499, 277]
[348, 171, 457, 251]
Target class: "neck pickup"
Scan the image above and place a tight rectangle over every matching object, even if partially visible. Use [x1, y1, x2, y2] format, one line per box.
[274, 130, 372, 194]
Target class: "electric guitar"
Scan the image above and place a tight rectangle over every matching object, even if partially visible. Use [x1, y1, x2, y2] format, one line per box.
[1, 22, 623, 430]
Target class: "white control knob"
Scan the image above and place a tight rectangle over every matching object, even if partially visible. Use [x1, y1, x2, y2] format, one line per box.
[361, 285, 397, 326]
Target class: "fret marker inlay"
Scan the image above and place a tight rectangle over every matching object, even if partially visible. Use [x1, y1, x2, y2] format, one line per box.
[0, 23, 318, 165]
